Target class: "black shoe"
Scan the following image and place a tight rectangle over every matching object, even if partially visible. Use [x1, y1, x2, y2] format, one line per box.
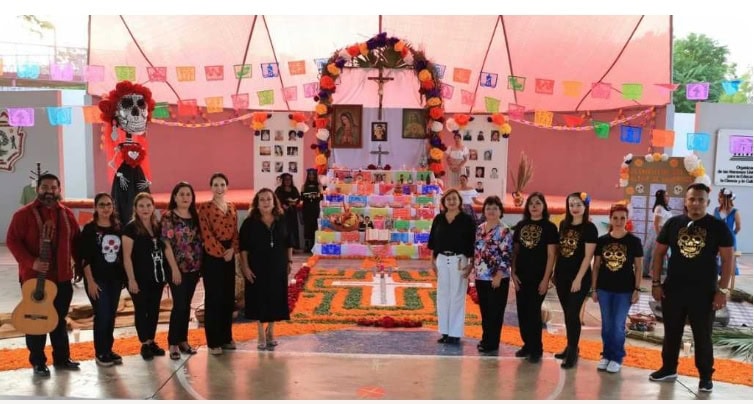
[649, 368, 678, 382]
[437, 334, 449, 343]
[446, 337, 461, 345]
[477, 345, 498, 353]
[33, 364, 50, 376]
[140, 344, 154, 360]
[554, 348, 568, 360]
[149, 342, 166, 356]
[515, 348, 530, 358]
[95, 354, 114, 367]
[699, 379, 713, 393]
[109, 352, 123, 365]
[560, 348, 579, 369]
[53, 359, 80, 370]
[528, 354, 542, 364]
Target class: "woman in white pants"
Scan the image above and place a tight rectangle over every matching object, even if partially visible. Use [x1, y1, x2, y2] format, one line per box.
[427, 189, 477, 344]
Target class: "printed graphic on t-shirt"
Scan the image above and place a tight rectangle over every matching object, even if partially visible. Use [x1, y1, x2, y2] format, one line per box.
[560, 229, 580, 258]
[602, 243, 627, 271]
[677, 226, 706, 258]
[519, 224, 542, 249]
[100, 234, 121, 263]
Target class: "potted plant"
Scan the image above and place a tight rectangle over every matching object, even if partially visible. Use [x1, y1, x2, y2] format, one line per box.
[509, 152, 534, 207]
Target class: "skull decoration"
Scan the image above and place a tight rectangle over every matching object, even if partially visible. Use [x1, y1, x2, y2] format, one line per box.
[678, 226, 706, 259]
[116, 94, 149, 135]
[101, 234, 121, 263]
[602, 243, 627, 271]
[519, 224, 543, 249]
[635, 184, 645, 194]
[559, 229, 580, 258]
[673, 184, 684, 195]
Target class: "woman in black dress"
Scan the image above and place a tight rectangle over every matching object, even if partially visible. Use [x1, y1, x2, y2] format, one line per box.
[240, 188, 292, 350]
[300, 169, 322, 252]
[275, 173, 301, 250]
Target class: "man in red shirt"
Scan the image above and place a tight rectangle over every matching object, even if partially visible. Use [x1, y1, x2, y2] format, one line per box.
[6, 174, 82, 376]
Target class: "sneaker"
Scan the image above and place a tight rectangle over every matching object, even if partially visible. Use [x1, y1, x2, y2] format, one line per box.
[109, 352, 123, 365]
[515, 348, 530, 358]
[597, 358, 609, 371]
[606, 361, 621, 373]
[649, 368, 678, 382]
[209, 347, 223, 355]
[699, 379, 713, 392]
[95, 354, 114, 367]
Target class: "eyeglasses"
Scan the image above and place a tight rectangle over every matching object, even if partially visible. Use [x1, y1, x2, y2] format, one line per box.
[96, 203, 113, 207]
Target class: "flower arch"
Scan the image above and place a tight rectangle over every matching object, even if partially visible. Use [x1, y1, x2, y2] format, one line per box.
[310, 32, 448, 176]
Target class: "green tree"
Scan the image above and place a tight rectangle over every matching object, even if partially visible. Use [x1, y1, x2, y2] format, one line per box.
[719, 68, 753, 104]
[673, 33, 735, 112]
[18, 15, 55, 38]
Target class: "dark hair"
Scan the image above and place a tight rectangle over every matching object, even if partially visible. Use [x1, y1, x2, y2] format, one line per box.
[248, 188, 284, 220]
[92, 193, 121, 231]
[209, 172, 229, 187]
[37, 173, 60, 189]
[523, 192, 550, 221]
[482, 195, 504, 218]
[459, 174, 468, 180]
[439, 189, 462, 213]
[561, 192, 590, 235]
[653, 189, 670, 211]
[131, 192, 159, 236]
[686, 183, 710, 193]
[167, 181, 200, 229]
[453, 132, 462, 139]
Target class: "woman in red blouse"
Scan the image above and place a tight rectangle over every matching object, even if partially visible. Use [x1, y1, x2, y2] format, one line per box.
[197, 173, 239, 355]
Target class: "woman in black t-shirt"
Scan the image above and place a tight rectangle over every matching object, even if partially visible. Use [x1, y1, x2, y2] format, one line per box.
[554, 192, 598, 368]
[591, 204, 643, 373]
[122, 192, 168, 360]
[511, 192, 559, 363]
[79, 193, 125, 367]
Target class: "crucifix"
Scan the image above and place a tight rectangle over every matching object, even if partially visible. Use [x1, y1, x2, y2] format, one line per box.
[367, 67, 394, 120]
[370, 144, 389, 168]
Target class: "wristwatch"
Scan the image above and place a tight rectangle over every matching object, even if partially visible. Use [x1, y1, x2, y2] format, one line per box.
[717, 288, 730, 296]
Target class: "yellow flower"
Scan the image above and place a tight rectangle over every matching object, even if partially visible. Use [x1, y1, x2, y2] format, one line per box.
[326, 63, 341, 76]
[315, 103, 328, 115]
[652, 152, 662, 162]
[418, 69, 432, 82]
[427, 97, 442, 107]
[429, 147, 444, 160]
[315, 154, 328, 166]
[501, 123, 512, 134]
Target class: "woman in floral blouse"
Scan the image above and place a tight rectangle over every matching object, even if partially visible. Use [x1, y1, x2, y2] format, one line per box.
[161, 182, 204, 360]
[473, 195, 514, 353]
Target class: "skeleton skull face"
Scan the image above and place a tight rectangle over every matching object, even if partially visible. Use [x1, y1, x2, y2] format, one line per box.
[673, 185, 684, 195]
[101, 234, 121, 263]
[635, 184, 645, 194]
[677, 226, 706, 259]
[602, 243, 627, 271]
[520, 224, 542, 249]
[559, 229, 580, 258]
[116, 93, 149, 135]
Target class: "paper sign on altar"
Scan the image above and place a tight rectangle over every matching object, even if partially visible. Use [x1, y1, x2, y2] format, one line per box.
[348, 195, 368, 207]
[378, 183, 394, 195]
[392, 208, 411, 220]
[320, 218, 332, 228]
[325, 194, 344, 203]
[421, 185, 440, 195]
[321, 244, 342, 256]
[395, 245, 415, 258]
[393, 195, 412, 205]
[341, 244, 369, 256]
[341, 232, 361, 243]
[338, 184, 353, 194]
[414, 220, 433, 231]
[394, 220, 410, 231]
[390, 232, 409, 243]
[322, 206, 342, 216]
[370, 208, 390, 217]
[316, 231, 337, 243]
[418, 245, 432, 258]
[414, 233, 430, 244]
[351, 208, 366, 216]
[357, 182, 372, 194]
[369, 195, 390, 207]
[372, 218, 385, 229]
[415, 196, 434, 205]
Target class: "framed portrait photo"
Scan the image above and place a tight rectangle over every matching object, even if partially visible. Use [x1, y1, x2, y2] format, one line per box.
[402, 108, 427, 139]
[371, 122, 388, 142]
[331, 104, 363, 149]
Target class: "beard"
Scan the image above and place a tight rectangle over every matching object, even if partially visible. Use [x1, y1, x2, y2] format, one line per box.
[38, 192, 60, 204]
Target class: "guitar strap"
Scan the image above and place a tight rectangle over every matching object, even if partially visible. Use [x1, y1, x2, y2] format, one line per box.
[31, 204, 71, 276]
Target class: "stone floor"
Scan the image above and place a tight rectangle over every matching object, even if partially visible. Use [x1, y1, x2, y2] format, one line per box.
[0, 246, 751, 399]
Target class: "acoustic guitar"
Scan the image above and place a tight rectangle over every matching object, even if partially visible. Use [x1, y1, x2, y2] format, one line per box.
[12, 220, 59, 335]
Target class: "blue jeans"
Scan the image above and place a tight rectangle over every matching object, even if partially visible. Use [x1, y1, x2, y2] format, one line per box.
[597, 289, 632, 364]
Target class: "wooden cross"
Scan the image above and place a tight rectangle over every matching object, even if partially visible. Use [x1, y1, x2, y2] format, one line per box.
[370, 144, 389, 168]
[367, 67, 394, 120]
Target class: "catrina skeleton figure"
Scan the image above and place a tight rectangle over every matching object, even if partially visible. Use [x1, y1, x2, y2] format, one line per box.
[98, 81, 156, 222]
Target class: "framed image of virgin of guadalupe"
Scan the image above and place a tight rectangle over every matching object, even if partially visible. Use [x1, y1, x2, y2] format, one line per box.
[402, 108, 427, 139]
[331, 105, 363, 149]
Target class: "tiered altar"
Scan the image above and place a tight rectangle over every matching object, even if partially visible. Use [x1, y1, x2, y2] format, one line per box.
[311, 169, 442, 259]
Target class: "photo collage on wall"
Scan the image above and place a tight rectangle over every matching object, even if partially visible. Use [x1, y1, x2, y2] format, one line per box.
[457, 122, 508, 198]
[254, 114, 304, 191]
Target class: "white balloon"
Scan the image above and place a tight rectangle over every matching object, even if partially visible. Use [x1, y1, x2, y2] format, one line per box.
[683, 154, 699, 172]
[445, 118, 459, 132]
[661, 154, 669, 161]
[644, 154, 653, 162]
[296, 122, 310, 132]
[695, 175, 712, 186]
[431, 121, 444, 132]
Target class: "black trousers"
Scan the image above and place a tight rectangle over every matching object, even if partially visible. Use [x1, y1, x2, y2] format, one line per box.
[26, 280, 73, 366]
[516, 279, 546, 355]
[555, 275, 590, 350]
[661, 287, 715, 379]
[476, 278, 510, 349]
[168, 271, 200, 345]
[203, 255, 236, 348]
[85, 278, 122, 356]
[130, 282, 165, 343]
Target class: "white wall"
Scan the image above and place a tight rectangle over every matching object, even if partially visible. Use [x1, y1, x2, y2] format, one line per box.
[0, 90, 63, 243]
[60, 90, 92, 198]
[671, 112, 696, 157]
[695, 103, 753, 253]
